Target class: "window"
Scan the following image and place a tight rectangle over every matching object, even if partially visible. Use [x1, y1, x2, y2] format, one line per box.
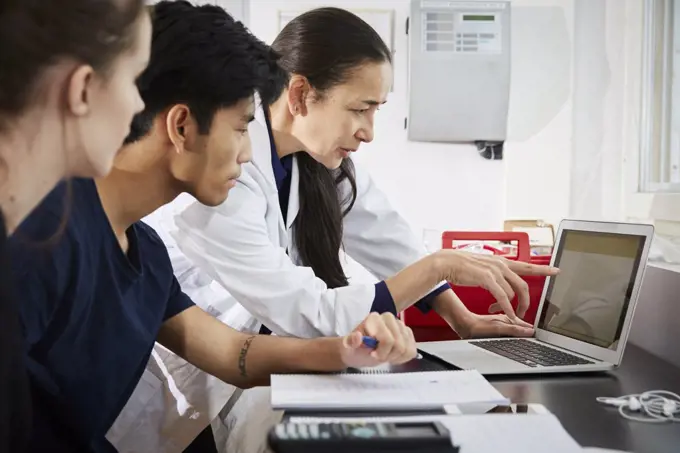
[639, 0, 680, 193]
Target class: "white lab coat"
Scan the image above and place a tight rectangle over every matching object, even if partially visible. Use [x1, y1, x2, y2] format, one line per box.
[173, 105, 433, 337]
[108, 105, 434, 452]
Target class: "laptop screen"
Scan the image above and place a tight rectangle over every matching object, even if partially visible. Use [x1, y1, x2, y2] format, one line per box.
[537, 229, 646, 350]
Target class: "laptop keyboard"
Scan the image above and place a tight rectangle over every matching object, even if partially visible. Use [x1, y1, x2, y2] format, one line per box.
[472, 339, 595, 367]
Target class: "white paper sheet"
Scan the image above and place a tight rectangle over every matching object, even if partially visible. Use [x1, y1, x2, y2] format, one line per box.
[441, 414, 582, 453]
[270, 370, 508, 410]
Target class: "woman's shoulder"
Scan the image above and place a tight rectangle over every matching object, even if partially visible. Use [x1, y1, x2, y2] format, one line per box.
[12, 179, 95, 243]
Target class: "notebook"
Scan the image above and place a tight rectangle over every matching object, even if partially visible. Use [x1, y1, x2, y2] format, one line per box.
[287, 403, 551, 422]
[270, 369, 508, 411]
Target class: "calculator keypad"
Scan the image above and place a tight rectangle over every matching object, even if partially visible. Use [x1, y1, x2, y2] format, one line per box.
[269, 421, 456, 453]
[279, 423, 383, 441]
[298, 423, 309, 439]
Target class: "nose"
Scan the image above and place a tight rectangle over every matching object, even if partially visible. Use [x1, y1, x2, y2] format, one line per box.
[355, 117, 375, 143]
[238, 136, 253, 164]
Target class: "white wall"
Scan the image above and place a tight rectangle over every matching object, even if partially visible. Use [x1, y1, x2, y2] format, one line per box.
[149, 1, 248, 22]
[567, 0, 628, 223]
[504, 0, 574, 229]
[247, 0, 643, 239]
[248, 0, 577, 238]
[191, 0, 247, 22]
[507, 0, 634, 227]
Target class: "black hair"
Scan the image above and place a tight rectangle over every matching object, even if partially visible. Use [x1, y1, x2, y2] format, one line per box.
[271, 7, 392, 289]
[124, 0, 284, 144]
[0, 0, 144, 131]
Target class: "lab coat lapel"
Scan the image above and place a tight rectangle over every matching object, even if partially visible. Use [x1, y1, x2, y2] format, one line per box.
[286, 154, 300, 232]
[250, 107, 277, 193]
[252, 104, 287, 236]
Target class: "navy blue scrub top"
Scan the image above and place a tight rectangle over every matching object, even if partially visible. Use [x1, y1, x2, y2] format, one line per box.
[0, 211, 30, 452]
[264, 115, 448, 318]
[9, 178, 194, 452]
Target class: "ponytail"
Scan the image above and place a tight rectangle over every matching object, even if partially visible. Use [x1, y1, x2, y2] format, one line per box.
[293, 154, 357, 288]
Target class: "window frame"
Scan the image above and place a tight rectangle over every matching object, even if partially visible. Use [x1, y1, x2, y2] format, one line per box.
[624, 0, 680, 222]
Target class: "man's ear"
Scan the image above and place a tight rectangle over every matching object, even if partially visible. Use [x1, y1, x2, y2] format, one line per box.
[67, 64, 95, 117]
[166, 104, 194, 153]
[287, 75, 311, 116]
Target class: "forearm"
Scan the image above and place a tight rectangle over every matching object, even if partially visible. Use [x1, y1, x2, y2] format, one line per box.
[430, 288, 473, 334]
[224, 333, 345, 388]
[159, 307, 346, 389]
[384, 253, 448, 312]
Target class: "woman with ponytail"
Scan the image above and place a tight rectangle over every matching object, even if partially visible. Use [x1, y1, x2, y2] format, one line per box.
[168, 7, 557, 341]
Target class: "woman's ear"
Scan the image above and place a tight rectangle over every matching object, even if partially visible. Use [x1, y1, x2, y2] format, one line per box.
[287, 74, 310, 116]
[67, 65, 95, 117]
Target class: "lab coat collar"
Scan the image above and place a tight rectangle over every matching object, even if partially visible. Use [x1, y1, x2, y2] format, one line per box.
[286, 154, 299, 230]
[252, 102, 300, 231]
[251, 105, 277, 193]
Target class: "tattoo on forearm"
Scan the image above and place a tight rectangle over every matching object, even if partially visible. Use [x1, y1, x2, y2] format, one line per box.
[238, 335, 256, 377]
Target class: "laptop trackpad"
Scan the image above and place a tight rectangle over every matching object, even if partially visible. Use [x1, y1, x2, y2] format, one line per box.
[418, 341, 530, 374]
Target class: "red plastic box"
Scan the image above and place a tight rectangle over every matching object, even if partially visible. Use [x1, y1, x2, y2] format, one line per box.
[402, 232, 551, 341]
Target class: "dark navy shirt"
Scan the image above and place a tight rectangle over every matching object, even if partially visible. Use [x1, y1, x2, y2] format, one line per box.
[10, 179, 194, 452]
[264, 116, 448, 317]
[0, 212, 31, 453]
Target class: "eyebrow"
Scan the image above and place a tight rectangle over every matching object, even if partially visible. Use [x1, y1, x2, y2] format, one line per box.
[360, 99, 388, 106]
[243, 113, 256, 123]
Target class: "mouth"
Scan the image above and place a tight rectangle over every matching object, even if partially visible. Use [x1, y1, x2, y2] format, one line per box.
[224, 171, 241, 187]
[338, 147, 357, 158]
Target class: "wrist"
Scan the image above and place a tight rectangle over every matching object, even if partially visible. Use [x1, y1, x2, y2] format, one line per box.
[431, 250, 448, 282]
[309, 337, 346, 372]
[385, 252, 457, 312]
[431, 289, 474, 335]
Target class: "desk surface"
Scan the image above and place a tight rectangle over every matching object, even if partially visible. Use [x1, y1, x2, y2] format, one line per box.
[484, 344, 680, 453]
[278, 344, 680, 453]
[222, 344, 680, 453]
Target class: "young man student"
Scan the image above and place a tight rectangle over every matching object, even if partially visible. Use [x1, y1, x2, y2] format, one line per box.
[9, 2, 417, 452]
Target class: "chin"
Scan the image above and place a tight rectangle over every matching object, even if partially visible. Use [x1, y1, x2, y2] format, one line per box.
[197, 190, 231, 207]
[72, 153, 115, 179]
[200, 196, 228, 207]
[324, 157, 344, 170]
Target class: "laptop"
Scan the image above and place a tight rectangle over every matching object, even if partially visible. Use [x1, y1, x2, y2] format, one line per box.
[418, 220, 654, 375]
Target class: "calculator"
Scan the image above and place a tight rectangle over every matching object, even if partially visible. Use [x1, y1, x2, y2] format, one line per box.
[267, 420, 459, 453]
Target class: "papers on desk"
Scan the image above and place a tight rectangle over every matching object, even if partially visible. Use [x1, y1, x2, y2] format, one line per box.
[441, 414, 582, 453]
[270, 369, 508, 411]
[288, 414, 583, 453]
[273, 369, 587, 452]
